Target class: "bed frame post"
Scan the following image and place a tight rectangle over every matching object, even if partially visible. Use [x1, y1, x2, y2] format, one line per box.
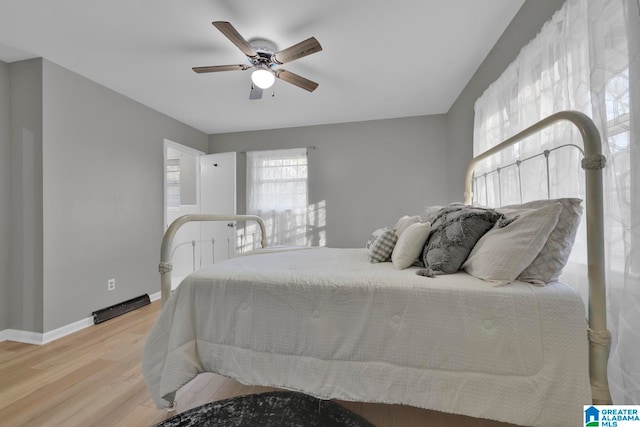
[465, 110, 612, 404]
[159, 214, 268, 306]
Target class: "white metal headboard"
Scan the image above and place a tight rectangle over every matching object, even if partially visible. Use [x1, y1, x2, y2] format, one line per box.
[471, 143, 584, 206]
[465, 110, 611, 404]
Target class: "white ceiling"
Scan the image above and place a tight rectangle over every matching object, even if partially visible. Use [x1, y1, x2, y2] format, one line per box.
[0, 0, 524, 135]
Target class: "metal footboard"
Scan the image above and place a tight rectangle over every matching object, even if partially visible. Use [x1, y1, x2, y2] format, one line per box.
[465, 110, 612, 404]
[158, 214, 268, 305]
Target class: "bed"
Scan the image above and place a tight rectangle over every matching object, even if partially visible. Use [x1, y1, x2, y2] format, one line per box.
[143, 111, 612, 427]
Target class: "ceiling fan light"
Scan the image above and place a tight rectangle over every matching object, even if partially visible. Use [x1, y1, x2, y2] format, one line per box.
[251, 68, 275, 89]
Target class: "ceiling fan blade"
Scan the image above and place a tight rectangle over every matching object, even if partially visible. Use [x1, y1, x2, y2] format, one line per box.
[275, 69, 319, 92]
[272, 37, 322, 65]
[212, 21, 258, 59]
[249, 85, 263, 100]
[192, 64, 249, 73]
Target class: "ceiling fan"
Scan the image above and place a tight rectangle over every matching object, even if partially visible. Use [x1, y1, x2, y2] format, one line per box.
[193, 21, 322, 100]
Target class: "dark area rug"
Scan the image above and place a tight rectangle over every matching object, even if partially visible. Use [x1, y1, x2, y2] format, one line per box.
[156, 391, 374, 427]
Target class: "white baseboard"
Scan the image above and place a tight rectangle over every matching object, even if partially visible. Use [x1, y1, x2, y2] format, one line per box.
[0, 328, 46, 345]
[0, 291, 161, 345]
[0, 315, 94, 345]
[43, 316, 96, 344]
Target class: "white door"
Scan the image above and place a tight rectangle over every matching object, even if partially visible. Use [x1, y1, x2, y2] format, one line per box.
[199, 152, 237, 266]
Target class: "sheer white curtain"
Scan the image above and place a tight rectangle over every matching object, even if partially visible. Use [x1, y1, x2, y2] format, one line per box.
[246, 148, 309, 247]
[473, 0, 640, 404]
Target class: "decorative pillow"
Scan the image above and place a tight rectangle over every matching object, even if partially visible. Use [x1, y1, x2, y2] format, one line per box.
[366, 227, 390, 249]
[503, 198, 583, 284]
[392, 222, 432, 270]
[422, 204, 501, 275]
[463, 203, 563, 286]
[394, 215, 420, 237]
[368, 229, 398, 263]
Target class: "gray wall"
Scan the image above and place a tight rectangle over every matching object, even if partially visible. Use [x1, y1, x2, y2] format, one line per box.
[0, 61, 10, 331]
[41, 60, 208, 331]
[9, 59, 44, 333]
[445, 0, 566, 202]
[210, 115, 449, 248]
[1, 59, 208, 333]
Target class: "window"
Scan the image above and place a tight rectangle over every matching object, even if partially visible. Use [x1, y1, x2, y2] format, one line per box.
[246, 148, 309, 246]
[473, 1, 632, 273]
[472, 0, 640, 403]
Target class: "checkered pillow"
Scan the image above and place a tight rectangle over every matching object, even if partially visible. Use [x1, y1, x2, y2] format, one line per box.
[368, 229, 398, 263]
[366, 227, 389, 249]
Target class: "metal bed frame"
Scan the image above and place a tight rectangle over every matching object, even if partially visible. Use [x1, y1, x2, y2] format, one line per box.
[158, 110, 612, 404]
[158, 214, 268, 306]
[465, 110, 611, 404]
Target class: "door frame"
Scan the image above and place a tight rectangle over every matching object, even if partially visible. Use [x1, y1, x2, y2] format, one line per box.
[163, 139, 205, 230]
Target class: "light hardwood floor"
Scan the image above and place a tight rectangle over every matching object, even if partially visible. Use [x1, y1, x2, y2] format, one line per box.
[0, 301, 519, 427]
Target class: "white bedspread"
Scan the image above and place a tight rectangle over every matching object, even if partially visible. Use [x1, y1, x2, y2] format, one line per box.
[143, 247, 591, 426]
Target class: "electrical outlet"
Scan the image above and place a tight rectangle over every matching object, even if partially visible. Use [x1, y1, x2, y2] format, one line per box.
[107, 278, 116, 291]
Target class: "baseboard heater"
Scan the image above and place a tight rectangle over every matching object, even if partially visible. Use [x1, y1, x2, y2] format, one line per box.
[92, 294, 151, 324]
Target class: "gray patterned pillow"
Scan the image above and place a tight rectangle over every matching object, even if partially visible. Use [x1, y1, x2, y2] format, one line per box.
[366, 227, 389, 249]
[422, 204, 501, 275]
[503, 198, 583, 284]
[368, 229, 398, 263]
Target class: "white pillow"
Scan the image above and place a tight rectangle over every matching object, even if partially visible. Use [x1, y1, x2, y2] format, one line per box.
[394, 215, 420, 237]
[462, 203, 562, 286]
[392, 221, 432, 270]
[505, 198, 583, 284]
